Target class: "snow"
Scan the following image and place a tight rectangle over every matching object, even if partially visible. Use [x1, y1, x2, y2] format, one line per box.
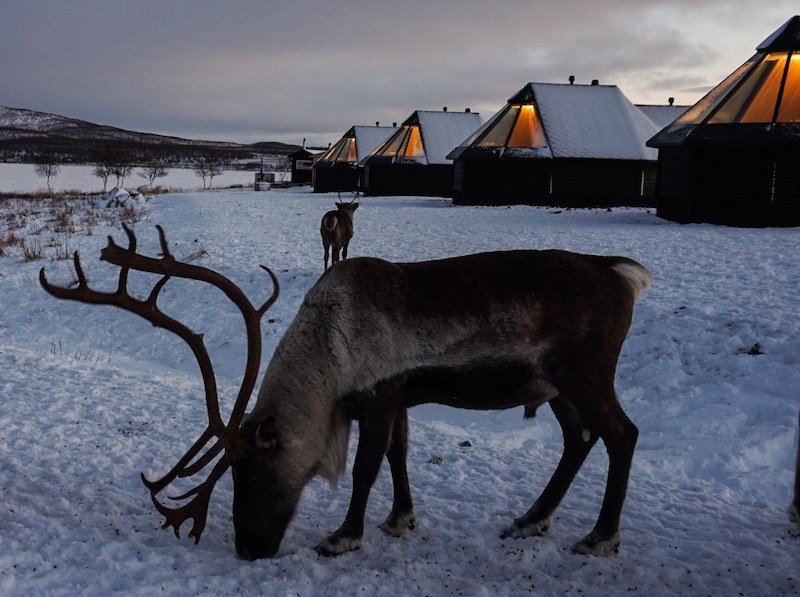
[353, 126, 397, 162]
[1, 187, 799, 595]
[636, 104, 691, 129]
[533, 84, 660, 160]
[416, 111, 483, 164]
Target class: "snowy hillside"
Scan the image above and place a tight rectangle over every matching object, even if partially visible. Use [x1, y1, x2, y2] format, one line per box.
[0, 189, 798, 595]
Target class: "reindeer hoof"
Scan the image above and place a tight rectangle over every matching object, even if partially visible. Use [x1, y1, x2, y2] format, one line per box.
[379, 509, 417, 537]
[500, 516, 551, 539]
[571, 530, 620, 556]
[315, 533, 363, 557]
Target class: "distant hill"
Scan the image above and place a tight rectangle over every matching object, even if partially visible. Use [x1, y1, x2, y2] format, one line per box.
[0, 106, 300, 167]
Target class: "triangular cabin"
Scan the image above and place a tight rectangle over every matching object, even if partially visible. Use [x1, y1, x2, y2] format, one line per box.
[312, 125, 397, 192]
[447, 82, 666, 207]
[361, 109, 482, 197]
[648, 16, 800, 227]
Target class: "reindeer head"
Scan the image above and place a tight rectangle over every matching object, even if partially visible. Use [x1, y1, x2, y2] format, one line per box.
[335, 191, 360, 214]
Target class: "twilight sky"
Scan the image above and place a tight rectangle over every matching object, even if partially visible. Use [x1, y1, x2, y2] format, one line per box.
[1, 1, 797, 147]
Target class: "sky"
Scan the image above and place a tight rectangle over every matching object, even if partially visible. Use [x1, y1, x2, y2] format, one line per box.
[1, 0, 798, 147]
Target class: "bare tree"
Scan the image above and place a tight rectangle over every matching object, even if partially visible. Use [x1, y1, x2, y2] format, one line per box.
[108, 150, 135, 188]
[34, 153, 61, 193]
[93, 164, 113, 193]
[193, 153, 225, 190]
[138, 157, 170, 189]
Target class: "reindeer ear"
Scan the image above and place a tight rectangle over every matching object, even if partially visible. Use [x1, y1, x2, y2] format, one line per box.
[351, 203, 359, 211]
[335, 202, 344, 209]
[255, 415, 279, 450]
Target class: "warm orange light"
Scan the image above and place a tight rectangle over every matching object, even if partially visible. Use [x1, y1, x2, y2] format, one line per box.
[507, 104, 547, 147]
[402, 126, 425, 158]
[710, 52, 789, 123]
[340, 138, 357, 162]
[778, 53, 800, 122]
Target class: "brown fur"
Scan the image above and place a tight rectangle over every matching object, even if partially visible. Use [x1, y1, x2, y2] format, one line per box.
[233, 249, 651, 560]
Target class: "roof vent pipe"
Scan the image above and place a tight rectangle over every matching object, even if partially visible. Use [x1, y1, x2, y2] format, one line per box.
[302, 138, 306, 148]
[569, 75, 575, 85]
[392, 122, 397, 127]
[443, 106, 448, 112]
[465, 108, 471, 113]
[591, 79, 599, 86]
[376, 121, 379, 126]
[668, 97, 675, 106]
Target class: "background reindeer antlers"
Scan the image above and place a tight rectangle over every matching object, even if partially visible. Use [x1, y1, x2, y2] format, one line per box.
[39, 223, 279, 543]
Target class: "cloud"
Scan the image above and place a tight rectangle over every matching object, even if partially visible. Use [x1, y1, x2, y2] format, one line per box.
[1, 0, 797, 145]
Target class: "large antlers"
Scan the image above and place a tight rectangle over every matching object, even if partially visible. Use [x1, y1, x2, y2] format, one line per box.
[39, 224, 279, 543]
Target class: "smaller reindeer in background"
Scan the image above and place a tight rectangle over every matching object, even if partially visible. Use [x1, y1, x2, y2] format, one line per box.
[790, 409, 800, 527]
[320, 193, 359, 271]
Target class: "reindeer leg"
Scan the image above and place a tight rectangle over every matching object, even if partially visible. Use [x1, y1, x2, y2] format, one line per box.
[571, 396, 638, 556]
[323, 244, 330, 270]
[341, 241, 349, 261]
[316, 402, 395, 556]
[502, 395, 596, 540]
[379, 407, 416, 537]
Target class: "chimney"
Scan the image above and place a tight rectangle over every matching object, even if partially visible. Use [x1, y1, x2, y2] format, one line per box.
[302, 137, 306, 149]
[443, 106, 448, 112]
[668, 97, 675, 106]
[392, 122, 397, 127]
[569, 75, 575, 85]
[376, 121, 380, 126]
[591, 79, 599, 86]
[465, 108, 471, 113]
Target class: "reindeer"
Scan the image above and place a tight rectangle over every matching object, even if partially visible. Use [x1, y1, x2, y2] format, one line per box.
[320, 193, 359, 270]
[790, 409, 800, 527]
[41, 227, 650, 561]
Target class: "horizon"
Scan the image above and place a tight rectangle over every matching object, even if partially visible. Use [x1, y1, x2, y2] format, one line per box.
[1, 1, 797, 148]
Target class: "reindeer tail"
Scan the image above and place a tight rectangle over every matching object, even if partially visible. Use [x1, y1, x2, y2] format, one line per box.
[322, 214, 339, 232]
[611, 259, 652, 302]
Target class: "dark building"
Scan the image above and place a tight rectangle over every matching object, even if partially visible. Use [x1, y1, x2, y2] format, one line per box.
[648, 16, 800, 227]
[448, 82, 671, 207]
[312, 125, 396, 193]
[361, 109, 482, 198]
[288, 147, 313, 185]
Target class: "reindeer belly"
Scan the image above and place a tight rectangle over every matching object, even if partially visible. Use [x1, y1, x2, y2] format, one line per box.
[401, 360, 557, 411]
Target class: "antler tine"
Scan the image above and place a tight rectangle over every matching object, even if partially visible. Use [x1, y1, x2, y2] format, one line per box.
[144, 455, 230, 544]
[154, 224, 173, 260]
[257, 266, 280, 316]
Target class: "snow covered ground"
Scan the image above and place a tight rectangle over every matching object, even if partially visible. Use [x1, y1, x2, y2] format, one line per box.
[0, 188, 798, 595]
[0, 163, 282, 194]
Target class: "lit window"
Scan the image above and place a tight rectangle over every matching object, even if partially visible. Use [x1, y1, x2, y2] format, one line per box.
[477, 105, 518, 147]
[778, 53, 800, 122]
[402, 126, 425, 158]
[507, 105, 547, 147]
[710, 53, 788, 123]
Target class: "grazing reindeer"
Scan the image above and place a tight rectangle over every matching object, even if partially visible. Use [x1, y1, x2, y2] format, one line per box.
[320, 193, 359, 270]
[790, 409, 800, 527]
[41, 231, 650, 561]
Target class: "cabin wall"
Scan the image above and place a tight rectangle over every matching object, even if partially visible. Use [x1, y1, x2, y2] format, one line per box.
[363, 163, 455, 197]
[656, 147, 800, 227]
[453, 158, 655, 207]
[312, 165, 362, 193]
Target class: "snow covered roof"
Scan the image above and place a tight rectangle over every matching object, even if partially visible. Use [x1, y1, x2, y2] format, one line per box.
[363, 110, 482, 165]
[636, 104, 691, 129]
[649, 16, 800, 148]
[449, 83, 662, 161]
